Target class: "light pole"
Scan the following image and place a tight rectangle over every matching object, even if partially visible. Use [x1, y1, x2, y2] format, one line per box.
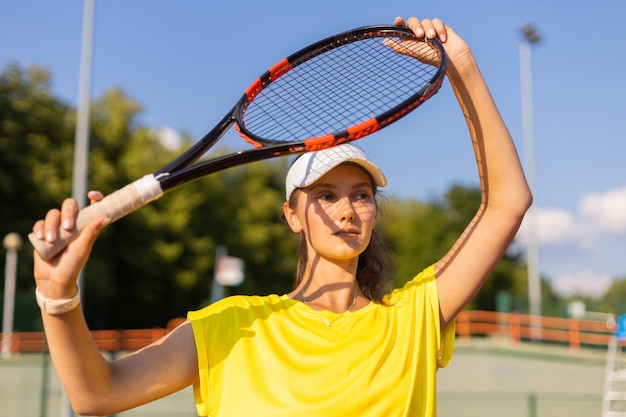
[73, 0, 95, 214]
[519, 23, 542, 320]
[60, 2, 95, 415]
[2, 233, 22, 359]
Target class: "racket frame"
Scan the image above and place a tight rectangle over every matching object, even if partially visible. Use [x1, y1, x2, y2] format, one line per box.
[159, 25, 447, 191]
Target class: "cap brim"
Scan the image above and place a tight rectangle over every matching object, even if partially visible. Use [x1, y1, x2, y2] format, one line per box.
[285, 144, 386, 201]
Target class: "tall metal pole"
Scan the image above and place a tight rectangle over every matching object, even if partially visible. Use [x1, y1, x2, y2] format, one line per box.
[61, 2, 95, 416]
[72, 0, 95, 298]
[520, 24, 542, 321]
[2, 233, 22, 359]
[73, 0, 94, 214]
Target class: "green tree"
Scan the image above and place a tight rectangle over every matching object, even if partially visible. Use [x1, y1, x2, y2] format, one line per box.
[0, 64, 77, 329]
[382, 184, 528, 312]
[598, 276, 626, 317]
[194, 159, 298, 299]
[0, 63, 75, 254]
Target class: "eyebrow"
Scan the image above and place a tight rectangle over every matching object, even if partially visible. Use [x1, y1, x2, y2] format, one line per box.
[308, 181, 373, 191]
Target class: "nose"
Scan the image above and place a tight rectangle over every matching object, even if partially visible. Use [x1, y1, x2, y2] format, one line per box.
[339, 198, 356, 222]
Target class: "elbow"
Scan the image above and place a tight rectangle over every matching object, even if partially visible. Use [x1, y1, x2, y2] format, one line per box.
[72, 407, 97, 417]
[522, 186, 533, 214]
[512, 189, 533, 222]
[520, 187, 533, 215]
[72, 404, 116, 417]
[71, 401, 106, 417]
[512, 180, 533, 218]
[71, 403, 99, 417]
[69, 395, 120, 417]
[489, 184, 533, 224]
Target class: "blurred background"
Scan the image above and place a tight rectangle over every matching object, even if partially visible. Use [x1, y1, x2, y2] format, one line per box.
[1, 0, 625, 416]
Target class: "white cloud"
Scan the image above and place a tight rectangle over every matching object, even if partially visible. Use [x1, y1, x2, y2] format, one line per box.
[579, 186, 626, 235]
[515, 207, 589, 248]
[551, 269, 613, 297]
[516, 185, 626, 251]
[151, 126, 183, 151]
[513, 186, 626, 289]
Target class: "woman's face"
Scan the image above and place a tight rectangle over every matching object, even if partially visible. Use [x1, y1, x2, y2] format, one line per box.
[284, 163, 377, 262]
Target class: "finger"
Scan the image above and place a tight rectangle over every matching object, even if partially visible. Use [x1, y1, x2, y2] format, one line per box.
[419, 19, 437, 40]
[431, 18, 448, 42]
[406, 17, 426, 38]
[32, 219, 46, 240]
[44, 209, 61, 242]
[382, 38, 402, 52]
[87, 190, 104, 204]
[393, 16, 405, 27]
[60, 198, 79, 231]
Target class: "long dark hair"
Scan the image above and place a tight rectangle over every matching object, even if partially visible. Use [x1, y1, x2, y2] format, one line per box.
[287, 187, 396, 303]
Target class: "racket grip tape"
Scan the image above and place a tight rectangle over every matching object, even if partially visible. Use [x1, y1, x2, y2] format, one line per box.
[29, 174, 164, 261]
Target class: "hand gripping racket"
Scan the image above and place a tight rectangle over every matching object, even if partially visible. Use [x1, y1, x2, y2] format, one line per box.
[30, 24, 448, 260]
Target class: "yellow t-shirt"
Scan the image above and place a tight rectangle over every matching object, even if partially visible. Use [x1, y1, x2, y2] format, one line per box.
[188, 265, 455, 417]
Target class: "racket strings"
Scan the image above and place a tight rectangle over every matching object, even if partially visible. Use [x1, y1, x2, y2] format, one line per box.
[246, 40, 381, 136]
[242, 34, 441, 143]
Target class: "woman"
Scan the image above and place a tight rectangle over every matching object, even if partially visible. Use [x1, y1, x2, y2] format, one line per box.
[31, 16, 531, 416]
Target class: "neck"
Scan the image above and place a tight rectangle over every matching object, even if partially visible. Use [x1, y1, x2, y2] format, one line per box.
[299, 280, 358, 313]
[291, 254, 361, 312]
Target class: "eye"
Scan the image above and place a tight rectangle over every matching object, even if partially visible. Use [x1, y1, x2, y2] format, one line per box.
[353, 189, 374, 201]
[317, 192, 336, 202]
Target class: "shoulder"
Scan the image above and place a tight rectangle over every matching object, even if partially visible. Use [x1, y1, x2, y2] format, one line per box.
[395, 264, 437, 291]
[384, 264, 437, 305]
[188, 293, 289, 321]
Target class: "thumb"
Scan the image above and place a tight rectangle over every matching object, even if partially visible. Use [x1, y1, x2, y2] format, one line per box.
[68, 215, 110, 261]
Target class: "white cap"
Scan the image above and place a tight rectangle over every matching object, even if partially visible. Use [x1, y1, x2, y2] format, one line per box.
[285, 143, 387, 201]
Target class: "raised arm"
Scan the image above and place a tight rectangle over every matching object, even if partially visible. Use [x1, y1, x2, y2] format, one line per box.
[398, 17, 532, 327]
[32, 193, 198, 416]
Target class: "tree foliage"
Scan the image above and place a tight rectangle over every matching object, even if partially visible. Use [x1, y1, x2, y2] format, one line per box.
[597, 276, 626, 317]
[1, 64, 76, 328]
[379, 185, 529, 311]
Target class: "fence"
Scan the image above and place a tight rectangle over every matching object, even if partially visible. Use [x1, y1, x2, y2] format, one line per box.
[455, 310, 616, 349]
[0, 317, 185, 354]
[0, 311, 617, 354]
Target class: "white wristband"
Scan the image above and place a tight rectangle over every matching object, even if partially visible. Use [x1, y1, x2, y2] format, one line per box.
[36, 287, 81, 315]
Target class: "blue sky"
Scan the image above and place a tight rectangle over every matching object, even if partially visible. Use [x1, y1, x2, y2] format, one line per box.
[2, 0, 625, 301]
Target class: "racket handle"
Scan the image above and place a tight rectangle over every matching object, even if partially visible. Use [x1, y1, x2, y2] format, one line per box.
[29, 174, 164, 261]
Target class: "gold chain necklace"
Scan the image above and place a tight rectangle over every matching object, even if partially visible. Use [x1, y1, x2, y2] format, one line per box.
[301, 284, 358, 328]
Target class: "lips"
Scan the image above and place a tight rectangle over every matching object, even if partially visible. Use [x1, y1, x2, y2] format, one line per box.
[334, 228, 360, 237]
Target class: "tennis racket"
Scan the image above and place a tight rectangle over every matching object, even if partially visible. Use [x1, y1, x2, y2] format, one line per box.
[30, 24, 448, 260]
